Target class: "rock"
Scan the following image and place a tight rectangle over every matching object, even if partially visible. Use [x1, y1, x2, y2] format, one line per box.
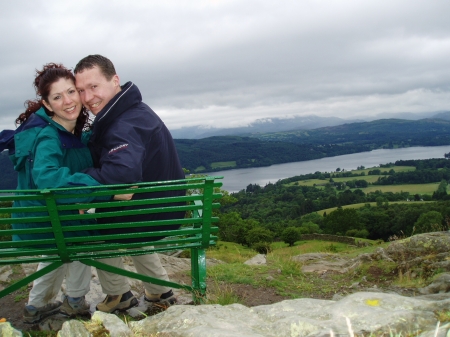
[244, 254, 266, 265]
[419, 273, 450, 295]
[386, 232, 450, 261]
[57, 320, 90, 337]
[39, 314, 70, 332]
[332, 293, 344, 301]
[370, 247, 394, 262]
[0, 322, 22, 337]
[0, 266, 12, 283]
[292, 253, 361, 273]
[126, 292, 450, 336]
[92, 311, 133, 337]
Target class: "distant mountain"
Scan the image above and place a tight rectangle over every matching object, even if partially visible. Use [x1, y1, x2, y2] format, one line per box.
[364, 111, 450, 121]
[251, 118, 450, 145]
[431, 111, 450, 121]
[170, 115, 363, 139]
[170, 111, 450, 139]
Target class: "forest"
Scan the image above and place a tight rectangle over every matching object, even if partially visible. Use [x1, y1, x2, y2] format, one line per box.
[216, 158, 450, 251]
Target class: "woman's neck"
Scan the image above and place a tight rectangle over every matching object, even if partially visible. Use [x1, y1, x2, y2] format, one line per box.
[51, 116, 76, 133]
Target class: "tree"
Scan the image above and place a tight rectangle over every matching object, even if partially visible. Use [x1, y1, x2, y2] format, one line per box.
[376, 196, 385, 207]
[432, 179, 448, 200]
[301, 221, 321, 234]
[281, 227, 301, 247]
[245, 227, 274, 247]
[414, 211, 444, 234]
[323, 208, 363, 235]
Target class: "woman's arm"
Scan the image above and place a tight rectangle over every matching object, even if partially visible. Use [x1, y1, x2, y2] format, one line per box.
[32, 133, 111, 204]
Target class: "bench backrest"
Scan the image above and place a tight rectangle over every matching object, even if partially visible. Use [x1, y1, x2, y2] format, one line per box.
[0, 176, 222, 265]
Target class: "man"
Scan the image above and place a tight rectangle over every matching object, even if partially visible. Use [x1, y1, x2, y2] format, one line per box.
[74, 55, 185, 313]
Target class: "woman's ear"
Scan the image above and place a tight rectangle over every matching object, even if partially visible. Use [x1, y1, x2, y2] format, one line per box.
[42, 100, 53, 112]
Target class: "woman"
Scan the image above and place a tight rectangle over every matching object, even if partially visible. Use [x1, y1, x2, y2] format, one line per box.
[5, 63, 129, 323]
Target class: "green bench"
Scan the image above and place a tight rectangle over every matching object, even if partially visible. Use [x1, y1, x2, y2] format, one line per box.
[0, 176, 222, 304]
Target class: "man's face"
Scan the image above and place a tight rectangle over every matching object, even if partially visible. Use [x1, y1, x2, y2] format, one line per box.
[75, 66, 121, 115]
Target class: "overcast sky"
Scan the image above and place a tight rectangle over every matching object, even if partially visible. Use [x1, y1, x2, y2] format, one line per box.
[1, 0, 449, 132]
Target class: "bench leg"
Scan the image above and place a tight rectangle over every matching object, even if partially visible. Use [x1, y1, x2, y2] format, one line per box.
[191, 248, 207, 304]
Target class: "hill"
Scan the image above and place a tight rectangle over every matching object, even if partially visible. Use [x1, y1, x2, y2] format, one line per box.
[2, 117, 450, 188]
[170, 115, 363, 139]
[177, 118, 450, 172]
[251, 118, 450, 146]
[169, 111, 450, 139]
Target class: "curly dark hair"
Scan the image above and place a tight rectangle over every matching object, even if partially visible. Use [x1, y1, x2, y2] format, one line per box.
[16, 63, 91, 137]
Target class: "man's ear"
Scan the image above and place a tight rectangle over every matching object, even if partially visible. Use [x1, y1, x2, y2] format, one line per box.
[42, 100, 53, 112]
[112, 74, 120, 88]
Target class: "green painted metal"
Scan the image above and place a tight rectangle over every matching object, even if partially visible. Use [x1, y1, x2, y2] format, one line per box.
[0, 176, 222, 302]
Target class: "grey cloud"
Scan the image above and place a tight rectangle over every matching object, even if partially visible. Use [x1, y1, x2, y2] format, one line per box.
[1, 0, 450, 131]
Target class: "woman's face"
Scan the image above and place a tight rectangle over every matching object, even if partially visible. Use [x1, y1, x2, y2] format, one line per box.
[42, 77, 81, 132]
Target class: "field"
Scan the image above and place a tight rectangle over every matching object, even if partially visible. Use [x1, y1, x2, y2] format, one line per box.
[289, 165, 416, 188]
[361, 182, 440, 194]
[288, 165, 443, 196]
[211, 161, 237, 169]
[194, 161, 237, 172]
[316, 200, 433, 216]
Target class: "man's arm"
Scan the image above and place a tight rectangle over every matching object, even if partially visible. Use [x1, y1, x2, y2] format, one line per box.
[84, 122, 145, 185]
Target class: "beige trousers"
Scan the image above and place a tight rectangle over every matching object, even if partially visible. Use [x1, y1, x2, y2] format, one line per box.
[28, 261, 91, 307]
[96, 252, 171, 295]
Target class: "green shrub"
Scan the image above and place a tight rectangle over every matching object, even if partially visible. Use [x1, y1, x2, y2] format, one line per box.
[245, 227, 274, 247]
[251, 242, 272, 254]
[345, 229, 369, 238]
[281, 227, 301, 247]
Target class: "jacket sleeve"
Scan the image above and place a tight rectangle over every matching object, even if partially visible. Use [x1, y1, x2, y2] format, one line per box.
[83, 119, 145, 185]
[32, 133, 110, 204]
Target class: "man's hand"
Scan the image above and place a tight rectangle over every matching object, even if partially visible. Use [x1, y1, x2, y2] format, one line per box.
[113, 186, 138, 201]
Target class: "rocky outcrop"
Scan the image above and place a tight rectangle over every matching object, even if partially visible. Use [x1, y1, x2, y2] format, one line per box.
[3, 232, 450, 336]
[51, 292, 450, 337]
[294, 232, 450, 277]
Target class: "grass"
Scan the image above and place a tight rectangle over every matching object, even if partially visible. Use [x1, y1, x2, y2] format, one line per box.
[316, 200, 433, 216]
[205, 238, 449, 306]
[194, 166, 206, 172]
[210, 161, 236, 169]
[205, 240, 382, 299]
[287, 165, 440, 196]
[361, 183, 440, 194]
[350, 166, 416, 175]
[16, 238, 447, 335]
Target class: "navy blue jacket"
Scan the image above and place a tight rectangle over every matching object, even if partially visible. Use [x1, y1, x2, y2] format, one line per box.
[84, 82, 185, 243]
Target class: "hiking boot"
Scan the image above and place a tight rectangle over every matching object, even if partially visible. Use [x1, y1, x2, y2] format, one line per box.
[60, 295, 91, 317]
[23, 301, 62, 324]
[96, 290, 138, 313]
[144, 289, 177, 305]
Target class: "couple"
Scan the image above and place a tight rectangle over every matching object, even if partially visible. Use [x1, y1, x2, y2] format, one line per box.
[6, 55, 185, 323]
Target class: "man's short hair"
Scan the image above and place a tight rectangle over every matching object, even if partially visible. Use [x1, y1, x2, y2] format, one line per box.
[74, 55, 117, 80]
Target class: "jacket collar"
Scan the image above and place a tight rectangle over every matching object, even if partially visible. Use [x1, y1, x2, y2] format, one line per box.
[95, 82, 141, 124]
[91, 81, 142, 139]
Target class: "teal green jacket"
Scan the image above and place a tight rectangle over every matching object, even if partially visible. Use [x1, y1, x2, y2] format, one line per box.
[10, 108, 107, 242]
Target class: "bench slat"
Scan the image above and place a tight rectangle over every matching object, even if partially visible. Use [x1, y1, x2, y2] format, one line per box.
[0, 176, 222, 303]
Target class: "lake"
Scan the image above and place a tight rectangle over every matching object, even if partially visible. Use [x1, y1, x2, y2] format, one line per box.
[208, 145, 450, 192]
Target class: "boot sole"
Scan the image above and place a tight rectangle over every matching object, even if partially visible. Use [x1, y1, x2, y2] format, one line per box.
[60, 308, 91, 317]
[23, 307, 61, 324]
